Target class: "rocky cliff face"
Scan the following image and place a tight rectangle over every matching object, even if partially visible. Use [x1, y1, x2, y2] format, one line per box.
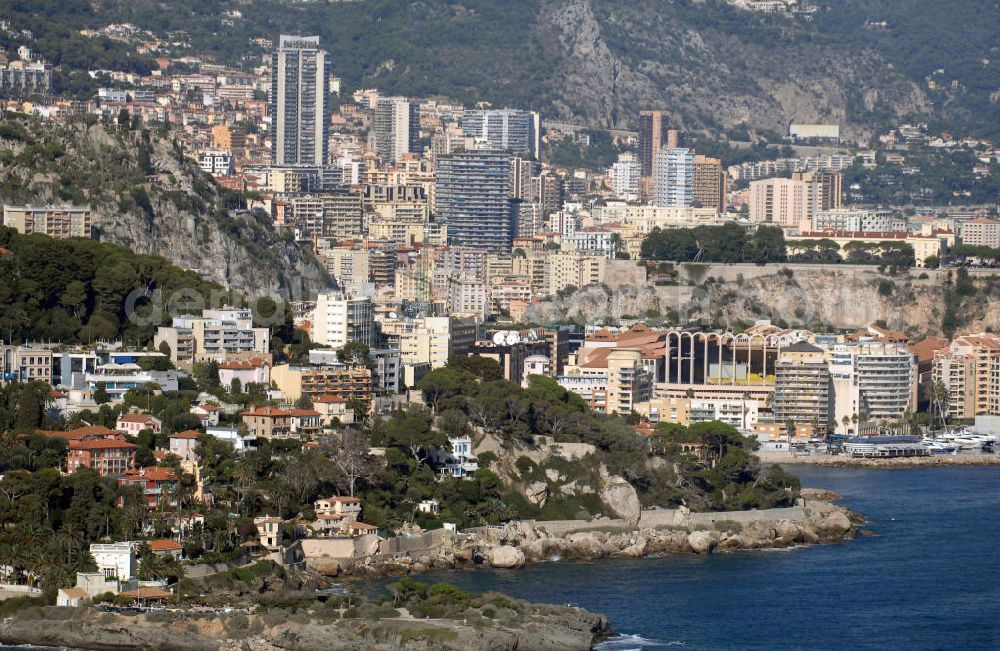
[524, 265, 1000, 338]
[0, 118, 330, 300]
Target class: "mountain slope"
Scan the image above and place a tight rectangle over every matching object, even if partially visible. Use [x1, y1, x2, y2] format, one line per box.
[0, 115, 329, 300]
[98, 0, 932, 137]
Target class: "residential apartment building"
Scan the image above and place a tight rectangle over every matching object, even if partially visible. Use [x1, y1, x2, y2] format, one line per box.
[791, 171, 843, 212]
[932, 333, 1000, 418]
[311, 293, 375, 348]
[3, 204, 93, 239]
[637, 110, 670, 179]
[270, 35, 330, 166]
[374, 96, 420, 164]
[0, 61, 52, 96]
[960, 217, 1000, 249]
[66, 439, 137, 476]
[610, 153, 641, 201]
[285, 192, 363, 240]
[548, 253, 606, 295]
[0, 343, 53, 384]
[604, 349, 654, 415]
[198, 151, 234, 176]
[154, 308, 270, 366]
[828, 341, 917, 428]
[379, 316, 477, 370]
[241, 406, 293, 439]
[692, 155, 727, 211]
[773, 342, 832, 435]
[748, 178, 811, 228]
[437, 147, 516, 253]
[652, 148, 694, 207]
[118, 466, 178, 509]
[811, 208, 894, 233]
[460, 109, 541, 159]
[270, 364, 373, 405]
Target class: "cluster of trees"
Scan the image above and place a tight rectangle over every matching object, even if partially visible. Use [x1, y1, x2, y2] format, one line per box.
[640, 224, 787, 264]
[0, 226, 219, 345]
[788, 239, 916, 269]
[650, 421, 800, 511]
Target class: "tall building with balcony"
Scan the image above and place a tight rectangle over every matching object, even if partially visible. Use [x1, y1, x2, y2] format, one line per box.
[692, 155, 727, 210]
[154, 308, 270, 367]
[932, 332, 1000, 417]
[748, 177, 811, 228]
[604, 349, 654, 415]
[610, 153, 641, 201]
[637, 110, 670, 180]
[460, 109, 541, 159]
[437, 146, 516, 253]
[773, 342, 832, 434]
[311, 293, 374, 349]
[3, 204, 93, 239]
[652, 148, 694, 207]
[960, 217, 1000, 249]
[270, 35, 330, 166]
[374, 96, 420, 164]
[829, 341, 917, 427]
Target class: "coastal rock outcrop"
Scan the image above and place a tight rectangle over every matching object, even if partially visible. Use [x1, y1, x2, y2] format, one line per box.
[488, 545, 526, 569]
[600, 475, 641, 525]
[687, 530, 719, 555]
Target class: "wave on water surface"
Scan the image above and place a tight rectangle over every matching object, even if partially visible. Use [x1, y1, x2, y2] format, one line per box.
[594, 633, 687, 649]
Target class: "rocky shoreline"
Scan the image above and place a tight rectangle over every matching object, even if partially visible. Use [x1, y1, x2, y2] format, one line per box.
[0, 597, 610, 651]
[759, 452, 1000, 468]
[319, 492, 858, 580]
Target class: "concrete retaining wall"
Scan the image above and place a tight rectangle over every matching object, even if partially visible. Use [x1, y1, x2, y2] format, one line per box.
[378, 528, 455, 555]
[0, 584, 41, 594]
[676, 261, 1000, 286]
[301, 535, 380, 561]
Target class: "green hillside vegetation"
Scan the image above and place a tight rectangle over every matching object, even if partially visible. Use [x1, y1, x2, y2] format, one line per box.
[0, 225, 218, 345]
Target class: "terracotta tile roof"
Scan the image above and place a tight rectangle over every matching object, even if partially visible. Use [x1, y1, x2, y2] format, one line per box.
[118, 413, 159, 424]
[241, 406, 291, 417]
[119, 587, 172, 600]
[169, 430, 201, 440]
[39, 425, 118, 441]
[350, 522, 378, 531]
[59, 587, 90, 599]
[120, 466, 177, 482]
[148, 539, 183, 552]
[218, 357, 267, 370]
[313, 394, 346, 404]
[908, 336, 950, 363]
[69, 439, 138, 450]
[289, 409, 321, 417]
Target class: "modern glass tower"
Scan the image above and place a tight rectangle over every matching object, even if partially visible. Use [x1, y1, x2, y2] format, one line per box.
[270, 35, 330, 166]
[436, 146, 515, 253]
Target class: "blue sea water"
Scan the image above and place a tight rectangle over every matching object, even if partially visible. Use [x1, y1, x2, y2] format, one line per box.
[399, 466, 1000, 650]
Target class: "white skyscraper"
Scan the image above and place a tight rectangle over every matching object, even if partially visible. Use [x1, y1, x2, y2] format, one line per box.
[270, 35, 330, 166]
[374, 97, 421, 164]
[652, 147, 694, 207]
[311, 294, 374, 349]
[610, 152, 641, 201]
